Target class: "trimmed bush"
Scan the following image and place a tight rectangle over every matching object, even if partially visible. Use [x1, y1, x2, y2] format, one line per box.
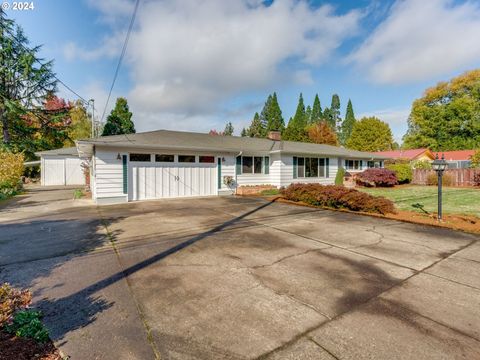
[386, 163, 412, 184]
[4, 310, 49, 343]
[356, 168, 397, 187]
[412, 159, 432, 170]
[426, 173, 454, 186]
[281, 183, 395, 215]
[0, 150, 24, 189]
[335, 166, 345, 185]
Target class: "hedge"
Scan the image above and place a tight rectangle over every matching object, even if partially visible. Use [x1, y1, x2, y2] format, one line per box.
[386, 163, 412, 184]
[281, 183, 396, 215]
[0, 150, 24, 200]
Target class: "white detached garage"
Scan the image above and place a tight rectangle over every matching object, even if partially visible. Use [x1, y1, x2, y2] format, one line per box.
[36, 147, 86, 186]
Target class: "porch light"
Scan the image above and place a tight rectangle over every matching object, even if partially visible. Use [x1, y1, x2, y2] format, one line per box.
[117, 153, 121, 160]
[432, 153, 448, 221]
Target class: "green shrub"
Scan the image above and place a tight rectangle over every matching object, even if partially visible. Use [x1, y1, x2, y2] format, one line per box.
[0, 150, 24, 191]
[0, 283, 32, 326]
[73, 189, 84, 199]
[426, 173, 454, 186]
[4, 310, 49, 343]
[470, 150, 480, 168]
[412, 159, 432, 169]
[281, 183, 395, 215]
[335, 166, 345, 185]
[260, 188, 280, 196]
[386, 163, 412, 184]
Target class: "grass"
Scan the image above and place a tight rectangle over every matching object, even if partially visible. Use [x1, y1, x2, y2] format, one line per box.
[73, 189, 84, 199]
[260, 188, 280, 196]
[359, 185, 480, 217]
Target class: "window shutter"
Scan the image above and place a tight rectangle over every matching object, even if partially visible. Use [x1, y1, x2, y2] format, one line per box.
[264, 156, 270, 174]
[236, 156, 242, 175]
[326, 158, 329, 178]
[217, 157, 222, 189]
[293, 156, 298, 179]
[122, 155, 128, 194]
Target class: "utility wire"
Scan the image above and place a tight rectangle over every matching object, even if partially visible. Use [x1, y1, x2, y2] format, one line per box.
[99, 0, 141, 123]
[0, 22, 89, 104]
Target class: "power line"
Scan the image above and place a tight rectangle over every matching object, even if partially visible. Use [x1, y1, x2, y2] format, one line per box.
[99, 0, 141, 123]
[0, 22, 89, 104]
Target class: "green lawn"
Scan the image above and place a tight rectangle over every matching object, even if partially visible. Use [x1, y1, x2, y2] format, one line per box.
[360, 186, 480, 217]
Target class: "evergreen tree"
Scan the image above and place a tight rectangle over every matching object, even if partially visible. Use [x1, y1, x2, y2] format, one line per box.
[102, 97, 135, 136]
[340, 99, 356, 145]
[241, 128, 247, 137]
[266, 92, 285, 132]
[311, 94, 322, 123]
[283, 93, 308, 141]
[305, 105, 312, 124]
[247, 112, 265, 137]
[224, 122, 234, 136]
[0, 10, 56, 155]
[329, 94, 341, 131]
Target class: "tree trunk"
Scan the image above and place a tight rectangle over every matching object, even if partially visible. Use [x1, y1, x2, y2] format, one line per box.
[0, 106, 10, 144]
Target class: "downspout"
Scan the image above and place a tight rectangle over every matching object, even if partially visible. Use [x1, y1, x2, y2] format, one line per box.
[235, 151, 242, 195]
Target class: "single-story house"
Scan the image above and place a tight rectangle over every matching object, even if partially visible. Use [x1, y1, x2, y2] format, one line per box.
[75, 130, 387, 204]
[36, 147, 86, 186]
[374, 148, 435, 162]
[442, 150, 476, 169]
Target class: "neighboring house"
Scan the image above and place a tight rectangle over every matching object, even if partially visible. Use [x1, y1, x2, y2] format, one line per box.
[374, 148, 435, 162]
[74, 130, 386, 204]
[442, 150, 476, 169]
[36, 147, 86, 186]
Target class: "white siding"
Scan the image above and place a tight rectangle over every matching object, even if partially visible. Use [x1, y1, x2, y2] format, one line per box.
[94, 148, 126, 199]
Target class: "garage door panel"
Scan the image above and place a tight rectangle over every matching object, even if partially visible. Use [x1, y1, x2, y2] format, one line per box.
[130, 163, 216, 200]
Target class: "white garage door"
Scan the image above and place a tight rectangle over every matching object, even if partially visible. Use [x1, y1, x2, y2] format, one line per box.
[130, 163, 217, 200]
[42, 156, 85, 186]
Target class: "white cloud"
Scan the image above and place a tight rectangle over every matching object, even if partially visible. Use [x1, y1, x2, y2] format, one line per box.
[79, 0, 361, 132]
[349, 0, 480, 84]
[357, 107, 410, 142]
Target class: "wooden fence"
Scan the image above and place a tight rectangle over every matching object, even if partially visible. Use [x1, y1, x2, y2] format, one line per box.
[413, 168, 480, 186]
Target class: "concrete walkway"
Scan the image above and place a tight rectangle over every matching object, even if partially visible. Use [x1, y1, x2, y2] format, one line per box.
[1, 187, 479, 359]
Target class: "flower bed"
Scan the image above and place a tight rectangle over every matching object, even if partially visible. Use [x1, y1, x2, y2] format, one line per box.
[281, 183, 395, 215]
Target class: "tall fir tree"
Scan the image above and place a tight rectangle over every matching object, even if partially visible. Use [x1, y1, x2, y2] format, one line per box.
[283, 93, 308, 141]
[102, 97, 135, 136]
[329, 94, 341, 132]
[223, 122, 234, 136]
[240, 128, 247, 137]
[311, 94, 322, 123]
[305, 105, 312, 124]
[247, 112, 265, 138]
[340, 99, 356, 146]
[266, 92, 285, 132]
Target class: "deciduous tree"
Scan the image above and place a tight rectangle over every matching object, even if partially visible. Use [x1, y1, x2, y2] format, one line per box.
[403, 69, 480, 150]
[346, 117, 394, 151]
[307, 121, 338, 146]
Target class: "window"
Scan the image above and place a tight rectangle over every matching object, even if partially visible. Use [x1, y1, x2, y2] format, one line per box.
[179, 155, 196, 163]
[298, 157, 305, 177]
[199, 156, 215, 163]
[345, 159, 362, 170]
[254, 157, 263, 174]
[296, 157, 326, 178]
[242, 156, 253, 173]
[367, 160, 382, 168]
[130, 153, 151, 162]
[319, 158, 325, 177]
[241, 156, 264, 174]
[155, 154, 174, 162]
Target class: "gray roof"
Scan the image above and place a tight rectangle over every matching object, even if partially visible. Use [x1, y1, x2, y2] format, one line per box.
[35, 147, 79, 156]
[76, 130, 387, 160]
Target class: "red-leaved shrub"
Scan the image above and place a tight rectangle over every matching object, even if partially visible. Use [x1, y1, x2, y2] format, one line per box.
[0, 283, 32, 326]
[281, 183, 395, 215]
[356, 168, 397, 187]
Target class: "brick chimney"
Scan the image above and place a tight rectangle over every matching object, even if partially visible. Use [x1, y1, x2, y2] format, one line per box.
[267, 130, 281, 141]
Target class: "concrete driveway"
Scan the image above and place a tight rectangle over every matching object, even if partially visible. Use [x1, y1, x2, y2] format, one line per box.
[1, 187, 479, 359]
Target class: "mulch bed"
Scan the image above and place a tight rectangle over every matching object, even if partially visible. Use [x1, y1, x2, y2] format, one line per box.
[0, 330, 63, 360]
[263, 195, 480, 234]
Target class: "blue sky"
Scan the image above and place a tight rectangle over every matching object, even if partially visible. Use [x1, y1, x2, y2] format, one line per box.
[6, 0, 480, 142]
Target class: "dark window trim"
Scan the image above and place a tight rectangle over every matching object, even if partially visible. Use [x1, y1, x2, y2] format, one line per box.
[199, 155, 215, 163]
[178, 155, 196, 163]
[155, 154, 174, 162]
[129, 153, 151, 162]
